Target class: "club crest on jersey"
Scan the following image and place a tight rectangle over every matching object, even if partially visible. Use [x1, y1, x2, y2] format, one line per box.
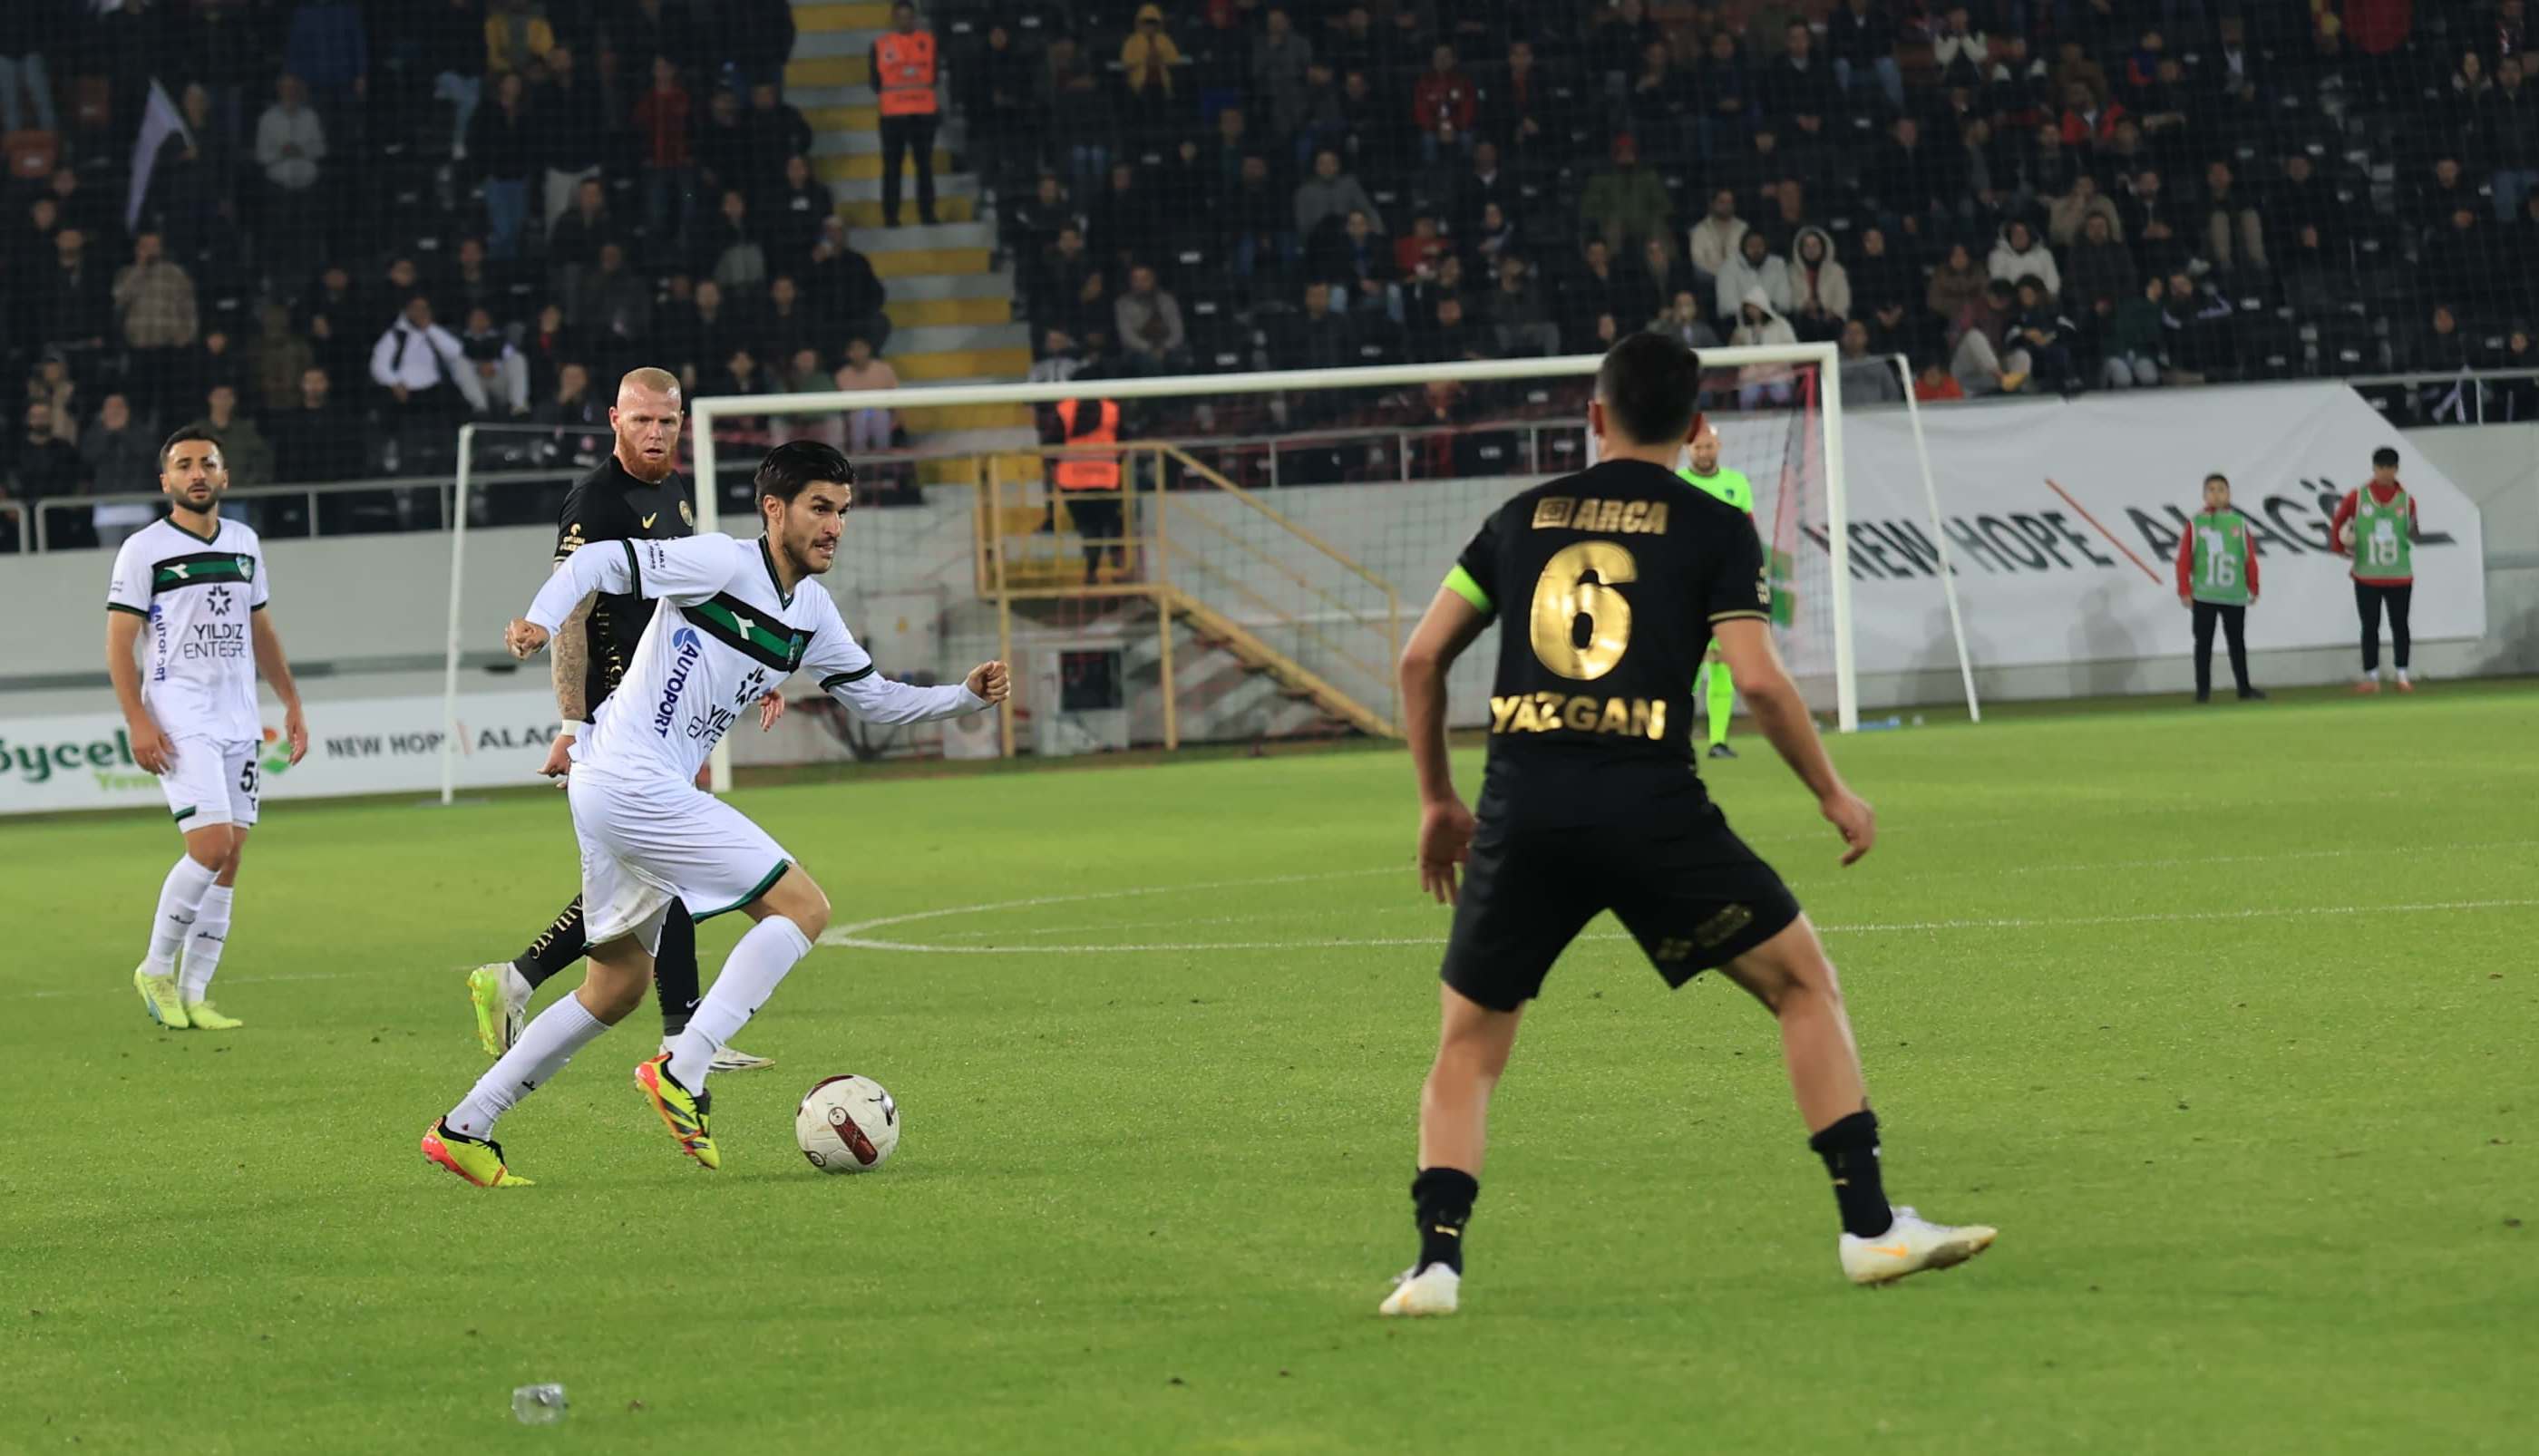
[679, 500, 695, 525]
[654, 627, 705, 736]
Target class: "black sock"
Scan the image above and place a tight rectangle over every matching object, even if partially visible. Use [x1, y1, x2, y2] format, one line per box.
[1808, 1110, 1892, 1238]
[652, 902, 702, 1039]
[1409, 1167, 1479, 1274]
[513, 897, 589, 989]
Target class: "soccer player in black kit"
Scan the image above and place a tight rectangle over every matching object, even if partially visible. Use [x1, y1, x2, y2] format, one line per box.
[464, 367, 780, 1073]
[1379, 335, 1994, 1315]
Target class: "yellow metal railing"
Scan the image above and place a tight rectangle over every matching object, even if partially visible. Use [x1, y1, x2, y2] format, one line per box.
[976, 445, 1402, 752]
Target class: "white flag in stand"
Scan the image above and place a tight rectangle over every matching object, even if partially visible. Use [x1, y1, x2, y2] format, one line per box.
[125, 79, 195, 233]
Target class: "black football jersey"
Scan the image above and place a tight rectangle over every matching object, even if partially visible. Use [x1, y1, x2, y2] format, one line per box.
[554, 458, 696, 712]
[1452, 458, 1769, 775]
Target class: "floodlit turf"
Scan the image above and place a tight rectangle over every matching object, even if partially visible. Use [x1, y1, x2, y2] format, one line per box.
[8, 684, 2536, 1454]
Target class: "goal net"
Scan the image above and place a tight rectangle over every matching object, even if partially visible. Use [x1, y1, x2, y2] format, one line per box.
[684, 345, 1904, 789]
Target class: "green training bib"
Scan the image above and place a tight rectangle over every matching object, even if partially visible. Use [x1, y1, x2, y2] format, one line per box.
[2352, 487, 2412, 581]
[2190, 510, 2251, 605]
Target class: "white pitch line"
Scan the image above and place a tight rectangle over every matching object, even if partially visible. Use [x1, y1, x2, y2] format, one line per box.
[828, 897, 2539, 956]
[910, 837, 2539, 944]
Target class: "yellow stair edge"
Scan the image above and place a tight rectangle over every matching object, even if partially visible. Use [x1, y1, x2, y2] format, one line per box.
[894, 346, 1033, 381]
[901, 400, 1033, 429]
[841, 195, 978, 227]
[818, 150, 951, 183]
[786, 54, 871, 87]
[804, 105, 881, 131]
[886, 295, 1012, 328]
[1161, 587, 1396, 738]
[796, 3, 893, 33]
[868, 247, 994, 279]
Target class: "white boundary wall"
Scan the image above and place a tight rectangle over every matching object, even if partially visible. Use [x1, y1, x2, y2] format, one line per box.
[3, 402, 2533, 815]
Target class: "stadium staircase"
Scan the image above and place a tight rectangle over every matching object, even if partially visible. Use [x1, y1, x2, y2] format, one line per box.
[788, 5, 1392, 744]
[976, 447, 1403, 742]
[789, 1, 1038, 486]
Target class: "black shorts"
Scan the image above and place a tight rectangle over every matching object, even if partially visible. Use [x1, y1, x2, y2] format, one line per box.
[1439, 782, 1802, 1012]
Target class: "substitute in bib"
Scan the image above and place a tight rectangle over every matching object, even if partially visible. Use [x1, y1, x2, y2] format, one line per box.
[2174, 471, 2264, 703]
[2328, 445, 2421, 694]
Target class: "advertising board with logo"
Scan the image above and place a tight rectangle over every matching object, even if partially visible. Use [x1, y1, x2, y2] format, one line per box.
[1, 692, 565, 817]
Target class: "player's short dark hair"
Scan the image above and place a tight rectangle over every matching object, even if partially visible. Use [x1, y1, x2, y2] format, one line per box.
[159, 425, 223, 472]
[1594, 333, 1701, 447]
[2203, 472, 2229, 487]
[2372, 446, 2401, 467]
[755, 439, 855, 504]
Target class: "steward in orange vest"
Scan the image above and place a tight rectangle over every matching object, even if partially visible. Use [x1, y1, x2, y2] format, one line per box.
[871, 3, 940, 226]
[1055, 396, 1125, 583]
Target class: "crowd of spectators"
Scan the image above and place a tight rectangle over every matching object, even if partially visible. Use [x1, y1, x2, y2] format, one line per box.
[980, 0, 2539, 431]
[10, 3, 2539, 546]
[0, 0, 885, 549]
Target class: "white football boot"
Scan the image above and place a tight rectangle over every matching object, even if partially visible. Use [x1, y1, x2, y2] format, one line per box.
[1377, 1263, 1463, 1317]
[1839, 1207, 1998, 1286]
[661, 1039, 777, 1073]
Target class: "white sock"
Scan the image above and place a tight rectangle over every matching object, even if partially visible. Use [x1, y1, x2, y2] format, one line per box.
[667, 917, 812, 1092]
[180, 885, 234, 1002]
[445, 995, 609, 1140]
[2396, 668, 2411, 683]
[146, 856, 220, 972]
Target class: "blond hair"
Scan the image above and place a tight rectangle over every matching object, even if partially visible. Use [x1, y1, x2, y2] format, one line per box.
[618, 366, 682, 401]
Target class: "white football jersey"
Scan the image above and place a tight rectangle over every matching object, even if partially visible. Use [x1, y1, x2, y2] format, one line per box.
[526, 533, 985, 784]
[105, 515, 271, 744]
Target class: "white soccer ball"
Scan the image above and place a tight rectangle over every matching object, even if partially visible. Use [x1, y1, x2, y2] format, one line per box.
[795, 1074, 900, 1173]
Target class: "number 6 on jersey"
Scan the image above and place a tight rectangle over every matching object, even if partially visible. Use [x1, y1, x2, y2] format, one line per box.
[1528, 541, 1638, 681]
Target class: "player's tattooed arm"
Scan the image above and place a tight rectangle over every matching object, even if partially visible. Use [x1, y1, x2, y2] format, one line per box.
[542, 575, 595, 777]
[550, 585, 595, 724]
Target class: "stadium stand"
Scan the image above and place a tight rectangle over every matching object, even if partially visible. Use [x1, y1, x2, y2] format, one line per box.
[5, 1, 2539, 553]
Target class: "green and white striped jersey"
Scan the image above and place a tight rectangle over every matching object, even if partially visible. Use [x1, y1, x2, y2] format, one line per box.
[526, 532, 985, 784]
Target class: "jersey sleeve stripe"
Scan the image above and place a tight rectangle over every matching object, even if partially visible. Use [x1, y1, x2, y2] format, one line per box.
[1443, 564, 1493, 615]
[621, 539, 642, 598]
[1707, 609, 1772, 623]
[820, 665, 877, 689]
[106, 602, 150, 616]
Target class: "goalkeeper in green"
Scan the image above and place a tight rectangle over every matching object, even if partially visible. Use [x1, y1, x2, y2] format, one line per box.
[1679, 422, 1752, 759]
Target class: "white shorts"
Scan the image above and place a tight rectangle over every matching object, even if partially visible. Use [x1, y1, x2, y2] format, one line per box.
[161, 737, 262, 830]
[566, 767, 792, 952]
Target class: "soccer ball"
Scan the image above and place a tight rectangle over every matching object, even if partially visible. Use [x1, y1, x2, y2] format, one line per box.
[795, 1074, 900, 1173]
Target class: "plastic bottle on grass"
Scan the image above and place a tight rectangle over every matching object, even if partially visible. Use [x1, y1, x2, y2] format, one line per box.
[511, 1384, 568, 1425]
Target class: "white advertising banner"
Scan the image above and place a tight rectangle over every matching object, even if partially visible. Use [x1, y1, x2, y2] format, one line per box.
[1785, 383, 2487, 674]
[1, 692, 564, 817]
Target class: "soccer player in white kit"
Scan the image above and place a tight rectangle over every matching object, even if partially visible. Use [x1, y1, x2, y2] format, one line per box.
[423, 441, 1008, 1186]
[105, 427, 310, 1031]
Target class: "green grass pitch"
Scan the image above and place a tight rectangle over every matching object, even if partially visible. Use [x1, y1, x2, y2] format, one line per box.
[8, 684, 2535, 1454]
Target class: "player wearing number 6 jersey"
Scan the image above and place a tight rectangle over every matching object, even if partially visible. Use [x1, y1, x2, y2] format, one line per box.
[1378, 335, 1993, 1315]
[423, 442, 1008, 1187]
[2329, 445, 2421, 694]
[2174, 472, 2265, 704]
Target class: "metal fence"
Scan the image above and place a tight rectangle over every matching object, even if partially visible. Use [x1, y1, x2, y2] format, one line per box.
[11, 368, 2537, 555]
